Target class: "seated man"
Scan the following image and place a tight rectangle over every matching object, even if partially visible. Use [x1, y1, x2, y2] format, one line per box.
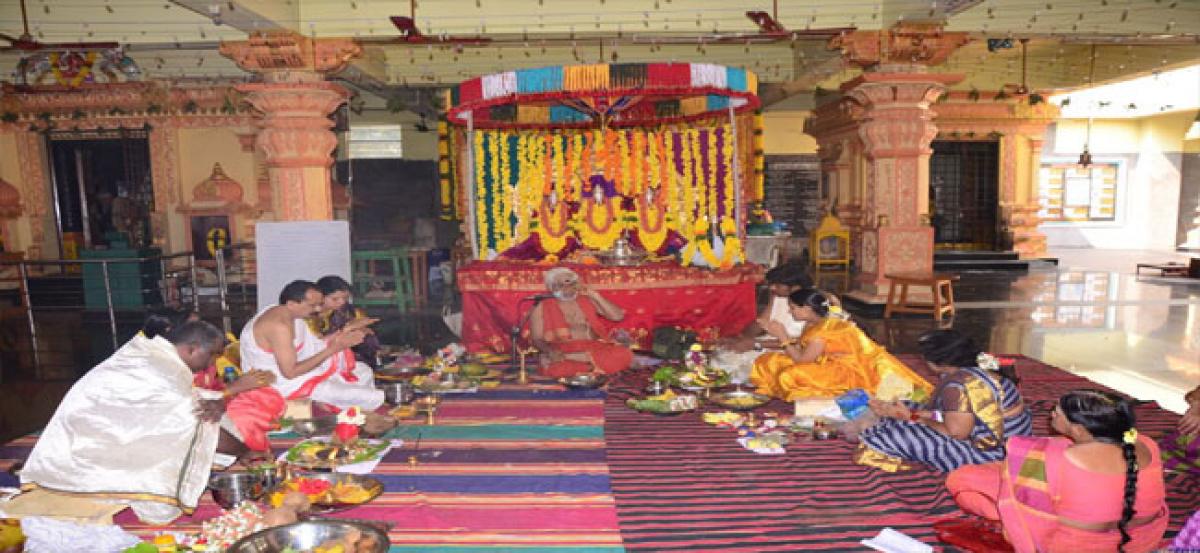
[713, 263, 812, 383]
[241, 279, 383, 410]
[529, 267, 632, 377]
[19, 321, 233, 524]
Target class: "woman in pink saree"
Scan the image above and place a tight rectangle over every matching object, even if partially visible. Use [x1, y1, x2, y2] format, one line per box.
[947, 390, 1168, 553]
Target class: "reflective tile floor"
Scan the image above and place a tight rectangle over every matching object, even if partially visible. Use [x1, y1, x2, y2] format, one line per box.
[859, 248, 1200, 414]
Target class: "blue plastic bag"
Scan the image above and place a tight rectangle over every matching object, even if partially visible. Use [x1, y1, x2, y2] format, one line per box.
[836, 388, 871, 420]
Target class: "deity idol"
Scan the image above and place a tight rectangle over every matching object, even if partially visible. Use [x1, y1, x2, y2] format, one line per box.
[578, 172, 623, 252]
[498, 189, 581, 261]
[628, 186, 686, 256]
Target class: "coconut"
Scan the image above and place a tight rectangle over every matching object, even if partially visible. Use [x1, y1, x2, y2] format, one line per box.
[279, 490, 311, 513]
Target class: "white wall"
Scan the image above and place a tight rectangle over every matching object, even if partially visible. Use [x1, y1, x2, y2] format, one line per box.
[1039, 112, 1194, 250]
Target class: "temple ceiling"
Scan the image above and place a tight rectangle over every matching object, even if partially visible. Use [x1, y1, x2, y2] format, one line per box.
[0, 0, 1196, 106]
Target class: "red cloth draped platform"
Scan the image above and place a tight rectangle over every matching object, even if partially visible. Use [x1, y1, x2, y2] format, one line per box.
[457, 261, 763, 353]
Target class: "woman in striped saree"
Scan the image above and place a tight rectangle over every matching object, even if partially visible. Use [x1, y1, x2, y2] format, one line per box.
[855, 330, 1033, 472]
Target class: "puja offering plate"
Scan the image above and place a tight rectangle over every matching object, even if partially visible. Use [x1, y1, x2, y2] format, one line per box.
[267, 473, 383, 515]
[413, 373, 479, 393]
[709, 390, 772, 411]
[375, 365, 432, 381]
[559, 373, 607, 390]
[226, 519, 389, 553]
[626, 390, 699, 415]
[284, 438, 389, 471]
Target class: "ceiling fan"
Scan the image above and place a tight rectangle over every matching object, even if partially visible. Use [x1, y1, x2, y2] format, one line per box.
[1, 0, 119, 53]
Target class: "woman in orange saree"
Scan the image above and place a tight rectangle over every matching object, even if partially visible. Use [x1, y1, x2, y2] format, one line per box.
[750, 288, 932, 401]
[946, 390, 1169, 553]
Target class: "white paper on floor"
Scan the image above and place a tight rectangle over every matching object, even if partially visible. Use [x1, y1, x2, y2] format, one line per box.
[860, 527, 933, 553]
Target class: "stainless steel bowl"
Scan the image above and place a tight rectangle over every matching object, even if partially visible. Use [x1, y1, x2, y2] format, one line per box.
[560, 373, 607, 389]
[208, 472, 264, 510]
[377, 381, 414, 406]
[708, 390, 772, 411]
[290, 416, 337, 438]
[226, 520, 389, 553]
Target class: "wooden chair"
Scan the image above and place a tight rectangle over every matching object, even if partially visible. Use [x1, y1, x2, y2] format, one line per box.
[883, 272, 959, 322]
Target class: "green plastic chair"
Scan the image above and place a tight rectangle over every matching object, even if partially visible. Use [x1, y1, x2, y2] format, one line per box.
[351, 248, 414, 312]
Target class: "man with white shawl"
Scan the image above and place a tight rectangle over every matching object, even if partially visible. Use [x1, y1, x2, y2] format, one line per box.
[240, 279, 383, 410]
[19, 321, 228, 524]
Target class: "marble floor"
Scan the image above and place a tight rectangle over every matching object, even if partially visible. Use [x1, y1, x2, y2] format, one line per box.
[0, 247, 1196, 443]
[858, 247, 1200, 414]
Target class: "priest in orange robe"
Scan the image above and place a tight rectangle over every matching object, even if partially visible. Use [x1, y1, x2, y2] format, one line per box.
[529, 267, 633, 377]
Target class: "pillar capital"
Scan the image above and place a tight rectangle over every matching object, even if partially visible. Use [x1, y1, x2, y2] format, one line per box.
[220, 32, 361, 83]
[234, 81, 349, 220]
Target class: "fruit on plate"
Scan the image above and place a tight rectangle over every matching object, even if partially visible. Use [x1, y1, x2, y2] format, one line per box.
[459, 362, 489, 377]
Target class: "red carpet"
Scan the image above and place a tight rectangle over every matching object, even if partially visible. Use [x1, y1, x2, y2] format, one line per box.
[603, 354, 1200, 552]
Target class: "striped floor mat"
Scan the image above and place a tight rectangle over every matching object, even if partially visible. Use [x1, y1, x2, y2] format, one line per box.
[603, 354, 1200, 552]
[2, 382, 625, 553]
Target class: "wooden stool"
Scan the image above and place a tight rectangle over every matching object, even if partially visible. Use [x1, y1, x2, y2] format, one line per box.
[883, 272, 959, 322]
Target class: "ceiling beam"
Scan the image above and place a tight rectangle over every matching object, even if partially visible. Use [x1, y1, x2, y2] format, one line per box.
[759, 55, 849, 108]
[170, 0, 400, 100]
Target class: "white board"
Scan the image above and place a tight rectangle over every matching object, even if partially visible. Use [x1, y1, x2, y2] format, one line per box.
[255, 221, 351, 311]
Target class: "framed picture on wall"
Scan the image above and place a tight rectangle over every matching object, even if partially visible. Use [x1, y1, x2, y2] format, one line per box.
[190, 215, 231, 261]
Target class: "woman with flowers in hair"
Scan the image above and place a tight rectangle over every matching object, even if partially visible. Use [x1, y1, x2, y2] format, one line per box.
[854, 329, 1033, 472]
[946, 389, 1168, 552]
[750, 288, 931, 401]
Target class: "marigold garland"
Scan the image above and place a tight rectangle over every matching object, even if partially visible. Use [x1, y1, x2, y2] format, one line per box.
[720, 124, 735, 220]
[580, 196, 621, 250]
[473, 132, 489, 258]
[706, 128, 718, 223]
[465, 122, 749, 265]
[637, 193, 669, 253]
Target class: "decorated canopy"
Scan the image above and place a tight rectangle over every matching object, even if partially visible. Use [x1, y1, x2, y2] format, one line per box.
[445, 63, 759, 129]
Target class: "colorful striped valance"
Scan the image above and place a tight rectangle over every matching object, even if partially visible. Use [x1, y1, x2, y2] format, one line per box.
[446, 62, 759, 130]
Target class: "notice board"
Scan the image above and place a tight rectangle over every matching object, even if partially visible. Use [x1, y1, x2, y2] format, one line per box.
[255, 221, 351, 311]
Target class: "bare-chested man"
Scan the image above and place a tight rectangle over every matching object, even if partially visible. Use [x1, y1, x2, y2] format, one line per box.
[528, 267, 632, 377]
[240, 279, 384, 409]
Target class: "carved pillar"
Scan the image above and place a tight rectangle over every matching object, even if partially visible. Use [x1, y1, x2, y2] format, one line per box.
[846, 70, 961, 294]
[220, 33, 360, 221]
[1004, 137, 1047, 258]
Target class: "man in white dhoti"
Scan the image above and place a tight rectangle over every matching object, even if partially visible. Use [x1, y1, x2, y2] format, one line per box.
[714, 264, 812, 383]
[19, 321, 228, 524]
[241, 280, 383, 410]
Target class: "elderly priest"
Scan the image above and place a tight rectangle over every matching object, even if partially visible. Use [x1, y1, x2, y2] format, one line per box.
[19, 320, 230, 524]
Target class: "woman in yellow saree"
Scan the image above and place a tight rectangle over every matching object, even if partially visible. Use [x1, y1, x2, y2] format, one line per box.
[750, 288, 932, 401]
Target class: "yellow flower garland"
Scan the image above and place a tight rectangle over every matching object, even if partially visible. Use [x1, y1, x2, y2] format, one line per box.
[637, 194, 669, 253]
[690, 129, 705, 224]
[580, 196, 622, 250]
[679, 130, 694, 232]
[707, 128, 718, 223]
[721, 124, 735, 220]
[619, 131, 631, 196]
[473, 132, 489, 259]
[488, 131, 505, 251]
[535, 198, 571, 255]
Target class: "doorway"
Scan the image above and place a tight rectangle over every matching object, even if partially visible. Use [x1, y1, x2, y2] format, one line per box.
[47, 129, 153, 255]
[929, 140, 1000, 250]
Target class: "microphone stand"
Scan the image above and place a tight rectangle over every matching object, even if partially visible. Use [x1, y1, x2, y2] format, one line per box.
[511, 296, 548, 385]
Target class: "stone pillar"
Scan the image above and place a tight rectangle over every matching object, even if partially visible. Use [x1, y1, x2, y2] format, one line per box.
[1005, 137, 1048, 258]
[805, 22, 969, 298]
[846, 69, 961, 294]
[220, 33, 360, 221]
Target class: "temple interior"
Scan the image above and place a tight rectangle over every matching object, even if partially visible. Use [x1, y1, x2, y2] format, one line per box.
[0, 0, 1198, 551]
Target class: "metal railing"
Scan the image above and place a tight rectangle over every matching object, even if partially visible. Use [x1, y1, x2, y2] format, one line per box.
[0, 243, 257, 375]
